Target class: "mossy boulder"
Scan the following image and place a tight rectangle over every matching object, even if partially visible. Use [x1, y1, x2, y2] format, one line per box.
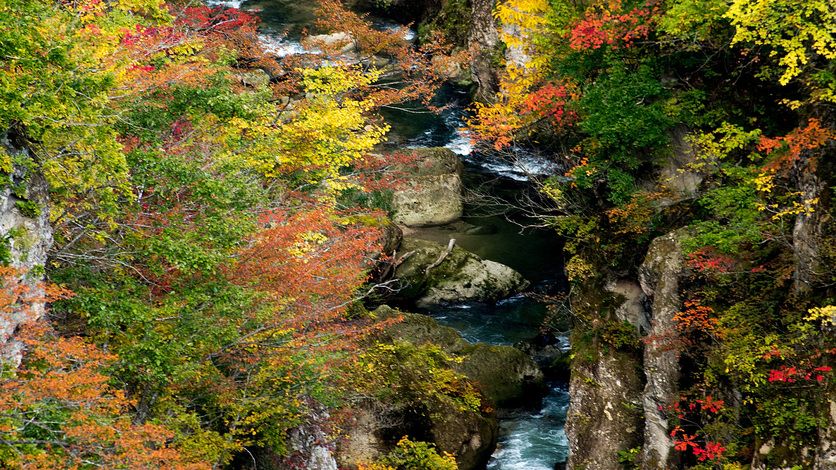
[337, 305, 502, 470]
[454, 343, 547, 409]
[393, 238, 530, 307]
[375, 305, 547, 409]
[374, 304, 471, 353]
[390, 148, 464, 227]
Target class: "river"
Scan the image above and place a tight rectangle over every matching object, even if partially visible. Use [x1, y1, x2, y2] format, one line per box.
[205, 2, 570, 467]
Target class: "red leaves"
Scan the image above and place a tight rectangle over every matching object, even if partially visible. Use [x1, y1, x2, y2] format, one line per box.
[668, 398, 727, 462]
[520, 82, 578, 126]
[768, 364, 833, 383]
[692, 441, 727, 461]
[177, 6, 260, 33]
[685, 246, 736, 275]
[695, 395, 725, 413]
[567, 3, 658, 51]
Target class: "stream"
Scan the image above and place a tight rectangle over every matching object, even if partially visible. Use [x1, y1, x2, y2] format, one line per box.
[206, 2, 571, 467]
[385, 107, 573, 468]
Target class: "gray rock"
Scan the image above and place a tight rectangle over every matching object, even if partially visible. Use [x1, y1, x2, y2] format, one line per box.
[390, 147, 464, 227]
[285, 409, 339, 470]
[0, 144, 53, 366]
[565, 351, 644, 469]
[638, 231, 686, 469]
[304, 32, 357, 54]
[394, 238, 530, 307]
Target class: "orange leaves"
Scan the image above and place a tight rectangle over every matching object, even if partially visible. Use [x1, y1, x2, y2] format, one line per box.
[229, 207, 381, 331]
[758, 118, 836, 173]
[1, 322, 211, 470]
[468, 80, 578, 150]
[673, 298, 721, 340]
[605, 190, 665, 236]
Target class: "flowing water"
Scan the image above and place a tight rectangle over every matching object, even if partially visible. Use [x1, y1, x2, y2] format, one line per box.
[207, 2, 570, 467]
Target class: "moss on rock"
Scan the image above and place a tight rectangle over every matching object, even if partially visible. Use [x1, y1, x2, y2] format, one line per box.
[393, 238, 530, 307]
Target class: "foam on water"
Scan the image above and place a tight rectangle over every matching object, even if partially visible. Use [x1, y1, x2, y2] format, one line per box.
[487, 384, 570, 470]
[204, 0, 245, 10]
[258, 34, 309, 57]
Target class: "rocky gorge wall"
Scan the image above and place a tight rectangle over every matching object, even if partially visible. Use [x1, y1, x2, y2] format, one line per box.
[563, 143, 836, 469]
[0, 133, 53, 366]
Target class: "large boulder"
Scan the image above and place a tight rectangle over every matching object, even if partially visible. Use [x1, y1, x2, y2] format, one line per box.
[303, 32, 358, 54]
[378, 306, 546, 409]
[453, 342, 547, 409]
[393, 238, 530, 307]
[337, 306, 505, 470]
[390, 147, 464, 227]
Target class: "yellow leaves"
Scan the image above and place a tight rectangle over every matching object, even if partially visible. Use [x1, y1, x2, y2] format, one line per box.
[286, 231, 328, 258]
[725, 0, 836, 87]
[688, 123, 762, 163]
[228, 65, 388, 193]
[564, 255, 595, 282]
[805, 305, 836, 325]
[0, 149, 11, 175]
[299, 66, 381, 96]
[753, 172, 774, 193]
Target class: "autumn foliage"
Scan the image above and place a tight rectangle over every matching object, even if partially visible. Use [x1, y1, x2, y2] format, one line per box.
[0, 0, 461, 465]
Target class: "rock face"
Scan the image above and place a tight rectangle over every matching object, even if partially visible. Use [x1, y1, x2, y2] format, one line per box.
[390, 147, 464, 227]
[282, 409, 339, 470]
[637, 232, 686, 469]
[661, 124, 704, 196]
[1, 133, 53, 365]
[565, 352, 644, 469]
[565, 231, 688, 469]
[467, 0, 500, 102]
[338, 306, 546, 470]
[393, 238, 530, 308]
